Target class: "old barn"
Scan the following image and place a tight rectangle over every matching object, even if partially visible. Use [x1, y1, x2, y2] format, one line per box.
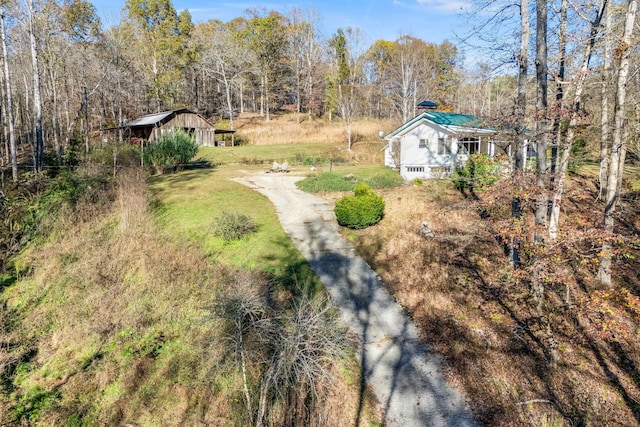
[126, 108, 234, 146]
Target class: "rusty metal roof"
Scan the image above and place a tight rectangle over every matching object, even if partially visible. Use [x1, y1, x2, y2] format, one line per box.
[127, 110, 177, 127]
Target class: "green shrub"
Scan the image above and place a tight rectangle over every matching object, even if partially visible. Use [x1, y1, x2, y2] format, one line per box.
[334, 183, 385, 229]
[212, 211, 259, 241]
[144, 129, 198, 174]
[453, 153, 500, 191]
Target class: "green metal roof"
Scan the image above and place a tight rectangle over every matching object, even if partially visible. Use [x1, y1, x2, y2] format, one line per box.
[425, 111, 492, 128]
[386, 111, 495, 138]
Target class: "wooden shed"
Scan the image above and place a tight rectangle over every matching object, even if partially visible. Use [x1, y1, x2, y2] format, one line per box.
[127, 108, 234, 146]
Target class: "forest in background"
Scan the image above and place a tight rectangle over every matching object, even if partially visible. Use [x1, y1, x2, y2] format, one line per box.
[0, 0, 638, 175]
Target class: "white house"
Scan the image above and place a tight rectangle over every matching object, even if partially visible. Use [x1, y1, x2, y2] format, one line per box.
[383, 111, 502, 181]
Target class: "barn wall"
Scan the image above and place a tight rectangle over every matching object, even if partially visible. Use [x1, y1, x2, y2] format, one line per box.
[160, 113, 217, 146]
[166, 112, 213, 129]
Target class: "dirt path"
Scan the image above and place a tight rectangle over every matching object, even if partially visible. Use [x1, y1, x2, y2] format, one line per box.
[235, 173, 476, 427]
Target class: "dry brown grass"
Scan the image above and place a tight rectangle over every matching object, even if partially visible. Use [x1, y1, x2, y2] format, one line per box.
[235, 112, 398, 147]
[344, 179, 640, 427]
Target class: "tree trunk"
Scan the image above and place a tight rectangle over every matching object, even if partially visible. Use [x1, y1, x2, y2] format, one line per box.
[534, 0, 548, 244]
[83, 86, 89, 154]
[510, 0, 529, 267]
[599, 3, 612, 199]
[548, 0, 608, 240]
[598, 0, 637, 288]
[534, 0, 558, 369]
[28, 0, 44, 172]
[0, 11, 17, 182]
[550, 0, 567, 182]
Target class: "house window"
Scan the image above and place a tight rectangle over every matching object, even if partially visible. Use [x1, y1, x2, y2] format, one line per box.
[459, 137, 480, 155]
[437, 137, 450, 155]
[418, 138, 427, 148]
[407, 166, 425, 172]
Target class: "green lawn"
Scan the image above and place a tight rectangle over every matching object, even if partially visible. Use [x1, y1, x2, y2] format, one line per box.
[577, 162, 640, 191]
[149, 164, 318, 290]
[149, 142, 402, 290]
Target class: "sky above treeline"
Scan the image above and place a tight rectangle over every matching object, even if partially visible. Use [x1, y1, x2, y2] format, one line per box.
[91, 0, 472, 46]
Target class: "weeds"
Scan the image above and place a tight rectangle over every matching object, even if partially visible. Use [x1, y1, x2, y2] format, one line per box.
[144, 129, 199, 174]
[211, 211, 259, 241]
[0, 160, 376, 425]
[296, 172, 357, 193]
[296, 170, 401, 193]
[210, 274, 350, 427]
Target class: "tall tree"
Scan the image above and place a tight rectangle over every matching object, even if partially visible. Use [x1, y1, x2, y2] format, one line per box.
[510, 0, 529, 266]
[599, 1, 613, 198]
[125, 0, 193, 112]
[598, 0, 638, 287]
[196, 20, 255, 129]
[0, 8, 16, 182]
[534, 0, 548, 244]
[239, 10, 289, 122]
[286, 8, 324, 122]
[548, 0, 608, 240]
[26, 0, 44, 171]
[328, 27, 366, 151]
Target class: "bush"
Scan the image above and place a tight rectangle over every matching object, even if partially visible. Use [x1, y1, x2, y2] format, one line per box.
[453, 153, 500, 191]
[334, 183, 385, 229]
[212, 211, 258, 241]
[144, 129, 198, 174]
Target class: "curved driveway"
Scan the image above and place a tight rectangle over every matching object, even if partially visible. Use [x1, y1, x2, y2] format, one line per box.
[235, 173, 476, 427]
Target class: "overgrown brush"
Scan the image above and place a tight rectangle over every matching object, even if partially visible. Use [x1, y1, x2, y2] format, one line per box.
[296, 170, 401, 193]
[453, 153, 501, 192]
[210, 274, 350, 426]
[0, 158, 379, 426]
[211, 211, 259, 241]
[90, 143, 142, 172]
[144, 129, 198, 174]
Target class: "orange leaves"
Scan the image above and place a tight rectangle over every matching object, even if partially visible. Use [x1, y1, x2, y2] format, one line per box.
[580, 288, 640, 342]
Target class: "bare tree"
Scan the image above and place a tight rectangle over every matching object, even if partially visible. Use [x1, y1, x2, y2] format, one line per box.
[0, 8, 16, 182]
[328, 27, 367, 151]
[196, 21, 255, 129]
[599, 1, 613, 198]
[548, 0, 608, 240]
[26, 0, 44, 171]
[287, 7, 324, 122]
[598, 0, 638, 288]
[534, 0, 548, 244]
[510, 0, 530, 266]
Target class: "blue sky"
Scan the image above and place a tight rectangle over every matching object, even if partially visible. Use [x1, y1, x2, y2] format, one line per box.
[93, 0, 472, 46]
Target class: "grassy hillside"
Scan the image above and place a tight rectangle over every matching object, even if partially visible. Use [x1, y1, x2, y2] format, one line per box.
[0, 140, 383, 425]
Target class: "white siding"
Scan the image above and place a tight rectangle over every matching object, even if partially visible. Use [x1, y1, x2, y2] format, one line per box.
[397, 123, 455, 181]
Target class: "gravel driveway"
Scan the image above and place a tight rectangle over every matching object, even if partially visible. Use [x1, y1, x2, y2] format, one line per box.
[235, 173, 476, 427]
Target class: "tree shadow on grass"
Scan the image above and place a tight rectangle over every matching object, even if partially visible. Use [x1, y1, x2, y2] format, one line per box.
[300, 218, 476, 426]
